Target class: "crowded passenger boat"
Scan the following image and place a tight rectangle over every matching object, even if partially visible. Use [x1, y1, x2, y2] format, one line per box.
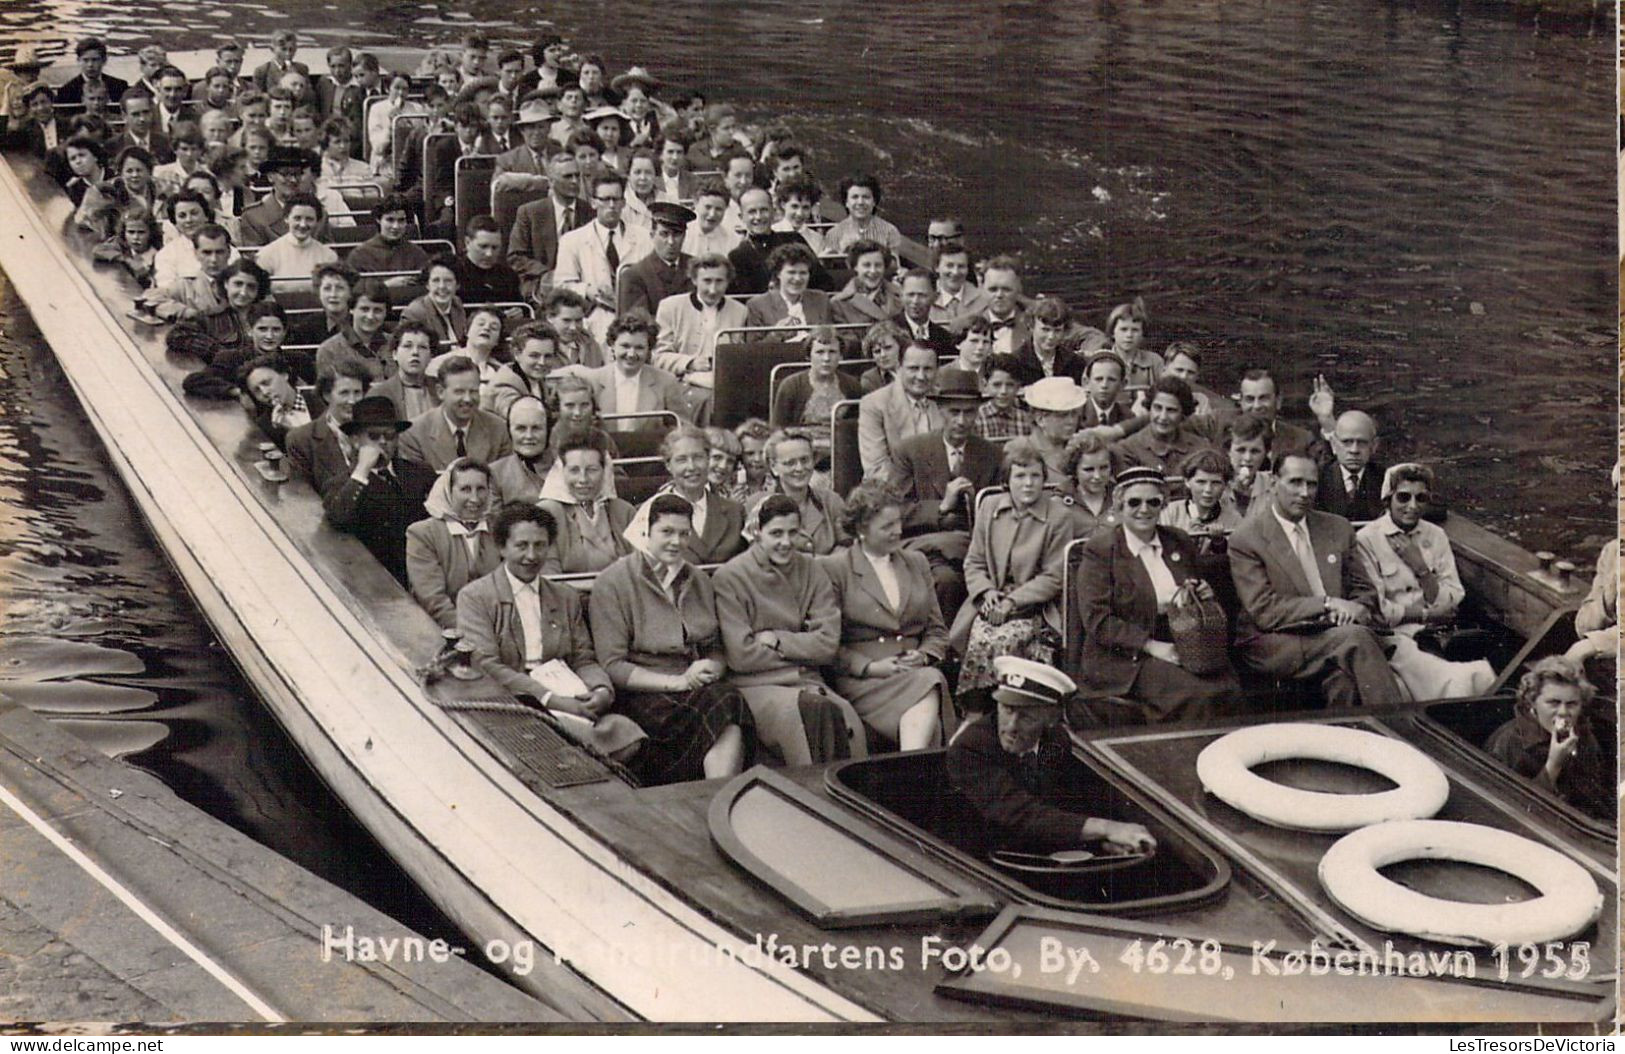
[0, 27, 1613, 1023]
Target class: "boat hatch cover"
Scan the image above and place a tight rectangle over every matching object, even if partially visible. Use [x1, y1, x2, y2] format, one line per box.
[707, 766, 999, 929]
[1080, 716, 1618, 981]
[824, 748, 1231, 916]
[444, 700, 622, 791]
[935, 905, 1613, 1023]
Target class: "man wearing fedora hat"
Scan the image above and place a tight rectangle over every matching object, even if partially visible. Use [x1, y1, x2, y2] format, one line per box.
[323, 395, 438, 586]
[493, 93, 556, 193]
[890, 368, 1002, 619]
[618, 201, 695, 319]
[946, 655, 1156, 856]
[240, 146, 329, 246]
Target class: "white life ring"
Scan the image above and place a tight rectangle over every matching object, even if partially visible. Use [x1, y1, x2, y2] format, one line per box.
[1195, 723, 1449, 831]
[1319, 820, 1603, 946]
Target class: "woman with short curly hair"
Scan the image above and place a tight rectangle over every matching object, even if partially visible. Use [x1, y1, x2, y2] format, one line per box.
[1485, 655, 1613, 822]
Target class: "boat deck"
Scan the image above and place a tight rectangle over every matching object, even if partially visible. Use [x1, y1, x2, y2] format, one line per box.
[0, 692, 556, 1023]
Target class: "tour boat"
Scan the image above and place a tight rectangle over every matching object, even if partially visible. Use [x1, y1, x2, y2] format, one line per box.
[0, 46, 1612, 1025]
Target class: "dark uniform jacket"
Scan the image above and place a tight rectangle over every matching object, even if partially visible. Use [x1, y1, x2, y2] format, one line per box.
[944, 718, 1080, 854]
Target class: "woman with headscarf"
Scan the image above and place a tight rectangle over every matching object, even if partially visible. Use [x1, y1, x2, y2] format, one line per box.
[538, 428, 635, 574]
[406, 458, 503, 629]
[590, 492, 755, 784]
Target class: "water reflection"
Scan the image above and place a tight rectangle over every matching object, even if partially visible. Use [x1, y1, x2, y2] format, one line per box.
[0, 274, 453, 932]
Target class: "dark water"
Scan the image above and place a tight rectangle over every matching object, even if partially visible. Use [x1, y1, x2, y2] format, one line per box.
[0, 275, 455, 935]
[0, 0, 1615, 939]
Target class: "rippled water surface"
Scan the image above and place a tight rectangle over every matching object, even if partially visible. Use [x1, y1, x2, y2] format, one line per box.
[0, 0, 1615, 929]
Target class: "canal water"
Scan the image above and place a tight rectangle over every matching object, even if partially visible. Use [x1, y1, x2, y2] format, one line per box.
[0, 0, 1615, 936]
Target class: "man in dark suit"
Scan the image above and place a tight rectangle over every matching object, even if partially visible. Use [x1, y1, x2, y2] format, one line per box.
[286, 364, 369, 496]
[313, 46, 362, 122]
[1078, 351, 1137, 429]
[892, 269, 958, 357]
[55, 38, 127, 106]
[891, 369, 1002, 620]
[1009, 296, 1090, 387]
[322, 396, 438, 585]
[945, 656, 1155, 856]
[153, 66, 196, 137]
[1237, 368, 1327, 470]
[507, 150, 590, 300]
[1228, 453, 1404, 708]
[1316, 410, 1384, 522]
[618, 201, 693, 319]
[112, 87, 173, 165]
[726, 188, 830, 295]
[252, 30, 310, 93]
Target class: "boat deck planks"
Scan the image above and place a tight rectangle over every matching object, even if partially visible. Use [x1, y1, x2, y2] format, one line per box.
[0, 693, 557, 1023]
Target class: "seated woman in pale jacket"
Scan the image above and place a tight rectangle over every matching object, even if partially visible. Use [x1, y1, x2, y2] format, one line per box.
[1354, 462, 1493, 700]
[456, 504, 644, 762]
[405, 458, 503, 629]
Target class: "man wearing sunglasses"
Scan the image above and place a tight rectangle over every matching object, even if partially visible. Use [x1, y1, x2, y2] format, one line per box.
[1228, 453, 1403, 709]
[1353, 463, 1494, 699]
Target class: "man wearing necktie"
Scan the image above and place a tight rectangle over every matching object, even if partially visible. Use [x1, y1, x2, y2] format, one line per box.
[891, 269, 958, 357]
[857, 342, 946, 483]
[397, 356, 513, 472]
[1316, 410, 1385, 522]
[554, 170, 652, 343]
[1228, 454, 1403, 708]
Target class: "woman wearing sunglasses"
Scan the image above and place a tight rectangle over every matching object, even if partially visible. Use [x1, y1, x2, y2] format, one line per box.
[1074, 466, 1239, 724]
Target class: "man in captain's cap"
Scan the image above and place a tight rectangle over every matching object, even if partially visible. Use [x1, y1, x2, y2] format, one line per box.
[945, 656, 1156, 856]
[617, 200, 695, 319]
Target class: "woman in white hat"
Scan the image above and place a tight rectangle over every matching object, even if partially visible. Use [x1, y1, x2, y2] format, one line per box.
[1022, 375, 1088, 491]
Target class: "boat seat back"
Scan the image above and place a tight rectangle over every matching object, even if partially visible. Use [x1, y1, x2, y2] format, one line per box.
[454, 154, 496, 242]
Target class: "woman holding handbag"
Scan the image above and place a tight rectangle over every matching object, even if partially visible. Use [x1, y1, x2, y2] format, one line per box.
[1075, 465, 1239, 724]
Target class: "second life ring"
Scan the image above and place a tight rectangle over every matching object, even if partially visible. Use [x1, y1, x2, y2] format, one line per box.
[1195, 722, 1450, 831]
[1319, 819, 1604, 946]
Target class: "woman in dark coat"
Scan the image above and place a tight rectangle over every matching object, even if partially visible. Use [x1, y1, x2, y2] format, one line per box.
[590, 493, 755, 784]
[1075, 466, 1238, 724]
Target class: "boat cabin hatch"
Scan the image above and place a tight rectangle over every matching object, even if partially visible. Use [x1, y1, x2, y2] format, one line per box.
[707, 766, 999, 928]
[823, 747, 1232, 915]
[1081, 716, 1618, 980]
